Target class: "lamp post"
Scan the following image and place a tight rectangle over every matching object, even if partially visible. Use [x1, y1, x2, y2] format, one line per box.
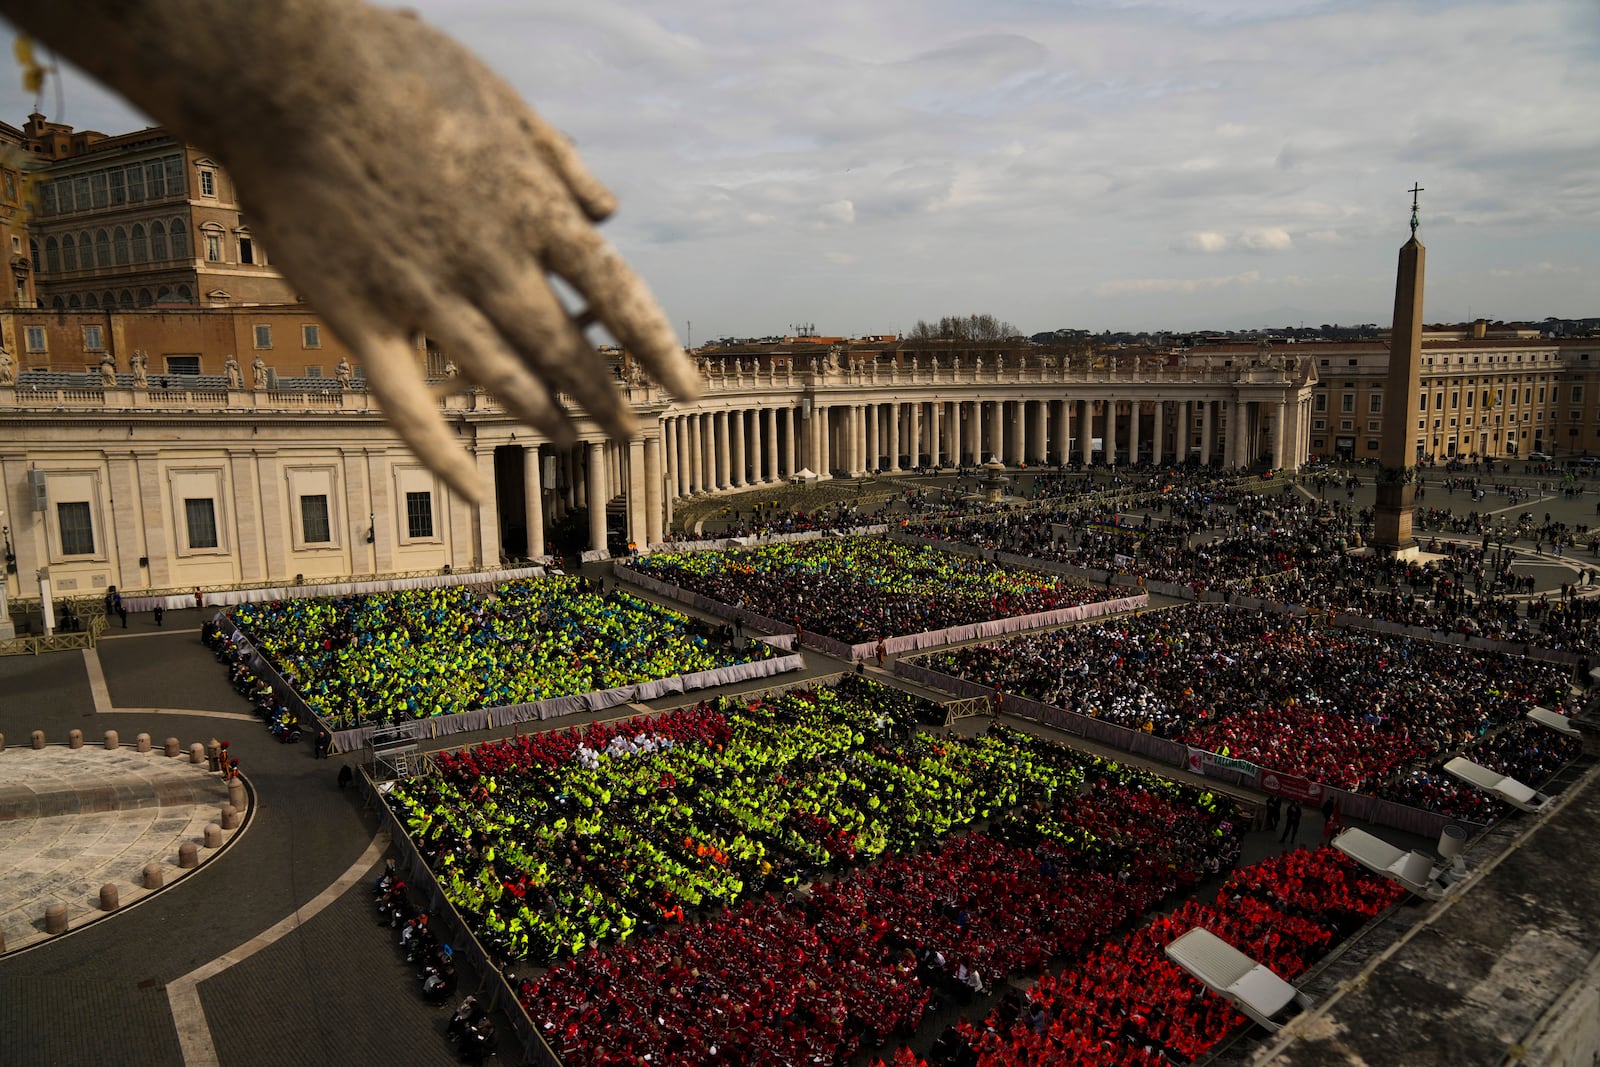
[0, 510, 12, 640]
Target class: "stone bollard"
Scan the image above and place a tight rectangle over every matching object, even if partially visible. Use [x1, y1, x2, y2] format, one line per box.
[178, 842, 199, 868]
[189, 742, 205, 764]
[100, 884, 120, 911]
[0, 731, 6, 753]
[207, 739, 222, 772]
[104, 730, 119, 751]
[68, 729, 83, 749]
[136, 733, 151, 753]
[165, 737, 181, 757]
[45, 904, 69, 934]
[227, 778, 246, 811]
[220, 804, 239, 830]
[203, 823, 223, 849]
[31, 730, 45, 750]
[144, 863, 164, 890]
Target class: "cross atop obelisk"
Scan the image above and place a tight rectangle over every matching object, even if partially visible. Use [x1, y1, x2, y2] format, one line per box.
[1373, 184, 1427, 556]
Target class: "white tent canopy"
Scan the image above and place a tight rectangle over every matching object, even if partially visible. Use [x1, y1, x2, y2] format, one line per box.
[1164, 928, 1301, 1032]
[1444, 756, 1551, 813]
[789, 467, 820, 483]
[1332, 827, 1448, 900]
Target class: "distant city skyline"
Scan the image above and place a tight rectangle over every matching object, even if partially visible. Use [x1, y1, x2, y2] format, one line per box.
[2, 0, 1595, 340]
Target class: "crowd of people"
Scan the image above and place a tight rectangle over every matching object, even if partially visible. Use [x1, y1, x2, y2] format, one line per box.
[890, 847, 1406, 1067]
[227, 576, 773, 727]
[917, 605, 1575, 798]
[629, 537, 1122, 644]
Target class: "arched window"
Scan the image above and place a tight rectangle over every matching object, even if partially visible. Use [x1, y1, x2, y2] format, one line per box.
[150, 221, 168, 260]
[51, 296, 65, 309]
[61, 233, 77, 271]
[112, 226, 129, 265]
[176, 284, 193, 304]
[156, 285, 172, 303]
[78, 231, 94, 268]
[102, 291, 115, 307]
[119, 289, 134, 308]
[44, 236, 60, 272]
[29, 238, 39, 271]
[68, 293, 81, 307]
[84, 292, 98, 308]
[131, 224, 148, 263]
[168, 218, 188, 259]
[137, 288, 154, 307]
[95, 229, 110, 267]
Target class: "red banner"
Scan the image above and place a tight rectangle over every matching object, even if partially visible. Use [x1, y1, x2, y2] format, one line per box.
[1259, 770, 1324, 804]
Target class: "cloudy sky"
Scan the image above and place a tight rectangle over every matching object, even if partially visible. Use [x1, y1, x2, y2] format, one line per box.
[3, 0, 1596, 338]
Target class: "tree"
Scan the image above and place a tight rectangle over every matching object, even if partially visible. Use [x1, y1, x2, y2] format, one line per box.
[908, 313, 1021, 342]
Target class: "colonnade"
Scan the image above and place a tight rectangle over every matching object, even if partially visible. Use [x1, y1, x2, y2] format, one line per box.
[509, 389, 1308, 557]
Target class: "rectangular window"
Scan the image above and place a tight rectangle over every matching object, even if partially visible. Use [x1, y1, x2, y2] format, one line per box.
[205, 234, 222, 262]
[406, 491, 434, 539]
[199, 170, 216, 197]
[1341, 393, 1354, 413]
[83, 326, 103, 350]
[145, 160, 165, 198]
[1434, 393, 1444, 410]
[305, 366, 322, 378]
[300, 494, 331, 544]
[184, 498, 219, 549]
[164, 156, 184, 195]
[1370, 393, 1383, 413]
[73, 175, 90, 209]
[25, 326, 46, 352]
[1573, 386, 1584, 403]
[1314, 393, 1328, 412]
[165, 355, 201, 376]
[126, 163, 144, 202]
[108, 168, 125, 205]
[1466, 391, 1475, 408]
[1451, 392, 1459, 409]
[238, 236, 253, 264]
[302, 324, 320, 348]
[57, 501, 95, 555]
[40, 180, 58, 215]
[254, 325, 272, 349]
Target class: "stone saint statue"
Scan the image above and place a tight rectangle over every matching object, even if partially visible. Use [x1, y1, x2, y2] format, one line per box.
[336, 356, 353, 387]
[99, 352, 117, 388]
[224, 353, 242, 389]
[5, 0, 700, 503]
[252, 355, 269, 389]
[0, 345, 14, 386]
[131, 350, 148, 389]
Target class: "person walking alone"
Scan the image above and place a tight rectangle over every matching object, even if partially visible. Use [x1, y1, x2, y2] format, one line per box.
[1279, 800, 1302, 845]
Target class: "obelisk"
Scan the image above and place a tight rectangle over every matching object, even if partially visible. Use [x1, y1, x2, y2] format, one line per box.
[1372, 184, 1426, 556]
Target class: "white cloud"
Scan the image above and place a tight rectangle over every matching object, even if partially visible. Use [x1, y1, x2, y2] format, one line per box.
[815, 199, 856, 226]
[1095, 270, 1262, 298]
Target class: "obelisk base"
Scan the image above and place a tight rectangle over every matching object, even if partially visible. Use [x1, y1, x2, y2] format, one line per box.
[1371, 480, 1417, 556]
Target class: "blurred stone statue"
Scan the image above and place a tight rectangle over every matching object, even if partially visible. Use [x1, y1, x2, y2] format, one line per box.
[5, 0, 699, 501]
[252, 355, 268, 389]
[224, 353, 242, 389]
[336, 356, 353, 387]
[131, 350, 148, 389]
[0, 345, 13, 386]
[99, 352, 117, 387]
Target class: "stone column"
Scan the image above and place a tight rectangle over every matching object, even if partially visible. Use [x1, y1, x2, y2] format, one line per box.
[523, 444, 544, 558]
[1052, 399, 1067, 464]
[644, 436, 663, 545]
[1128, 400, 1141, 466]
[888, 402, 901, 472]
[1201, 401, 1215, 466]
[783, 407, 796, 478]
[915, 399, 928, 467]
[476, 448, 499, 568]
[1151, 402, 1164, 467]
[1007, 401, 1025, 466]
[626, 438, 647, 549]
[731, 408, 747, 487]
[1105, 403, 1118, 468]
[929, 401, 942, 469]
[1273, 400, 1288, 469]
[765, 407, 779, 482]
[1078, 399, 1093, 465]
[587, 441, 607, 552]
[661, 418, 676, 501]
[864, 403, 878, 471]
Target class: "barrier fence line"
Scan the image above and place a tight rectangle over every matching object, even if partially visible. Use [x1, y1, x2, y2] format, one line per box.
[362, 770, 564, 1067]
